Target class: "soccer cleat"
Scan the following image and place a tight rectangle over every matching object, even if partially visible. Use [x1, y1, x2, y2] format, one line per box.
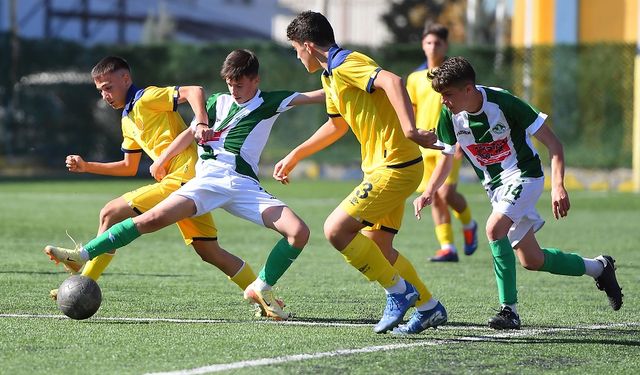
[429, 249, 459, 262]
[253, 297, 286, 318]
[49, 289, 58, 301]
[463, 220, 479, 255]
[44, 245, 85, 273]
[488, 306, 521, 330]
[595, 255, 623, 311]
[373, 280, 420, 334]
[244, 286, 291, 320]
[392, 301, 448, 334]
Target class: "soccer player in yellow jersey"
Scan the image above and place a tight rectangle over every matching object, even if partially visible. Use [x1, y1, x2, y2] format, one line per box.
[406, 23, 478, 262]
[46, 56, 271, 314]
[276, 11, 447, 334]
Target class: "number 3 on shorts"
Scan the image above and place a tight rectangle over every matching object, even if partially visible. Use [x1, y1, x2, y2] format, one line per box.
[355, 182, 373, 199]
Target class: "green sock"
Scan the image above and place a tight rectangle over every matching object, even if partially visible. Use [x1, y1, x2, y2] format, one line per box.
[490, 236, 517, 305]
[540, 248, 586, 276]
[258, 238, 302, 286]
[84, 218, 141, 259]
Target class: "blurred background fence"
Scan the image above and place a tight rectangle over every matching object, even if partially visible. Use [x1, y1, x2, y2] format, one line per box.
[0, 34, 635, 177]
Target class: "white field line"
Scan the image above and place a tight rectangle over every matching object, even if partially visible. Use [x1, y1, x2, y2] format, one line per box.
[1, 314, 638, 374]
[143, 322, 640, 375]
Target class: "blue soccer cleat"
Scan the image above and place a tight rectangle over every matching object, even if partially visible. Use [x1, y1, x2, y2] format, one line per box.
[392, 301, 448, 334]
[463, 220, 478, 256]
[373, 280, 419, 334]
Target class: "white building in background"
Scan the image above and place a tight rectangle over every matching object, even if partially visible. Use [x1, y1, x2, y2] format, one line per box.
[273, 0, 393, 47]
[0, 0, 392, 46]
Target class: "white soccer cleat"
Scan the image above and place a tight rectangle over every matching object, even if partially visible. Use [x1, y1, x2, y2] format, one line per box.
[44, 245, 85, 273]
[244, 285, 291, 320]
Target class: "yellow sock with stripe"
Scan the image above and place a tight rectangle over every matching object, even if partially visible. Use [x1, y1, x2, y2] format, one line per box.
[228, 262, 257, 290]
[453, 206, 473, 226]
[341, 233, 399, 288]
[81, 253, 115, 281]
[435, 223, 456, 250]
[393, 253, 432, 305]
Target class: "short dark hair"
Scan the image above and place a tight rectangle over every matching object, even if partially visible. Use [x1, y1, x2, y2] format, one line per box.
[91, 56, 130, 78]
[423, 23, 448, 41]
[427, 56, 476, 93]
[286, 11, 335, 46]
[220, 49, 259, 81]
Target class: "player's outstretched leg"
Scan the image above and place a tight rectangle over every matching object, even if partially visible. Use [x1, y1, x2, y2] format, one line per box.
[594, 255, 623, 310]
[488, 306, 521, 330]
[392, 301, 447, 334]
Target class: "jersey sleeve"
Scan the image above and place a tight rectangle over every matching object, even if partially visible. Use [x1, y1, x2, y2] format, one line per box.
[138, 86, 180, 113]
[321, 78, 340, 117]
[508, 94, 547, 135]
[406, 72, 418, 105]
[435, 108, 456, 155]
[333, 54, 382, 94]
[120, 122, 142, 153]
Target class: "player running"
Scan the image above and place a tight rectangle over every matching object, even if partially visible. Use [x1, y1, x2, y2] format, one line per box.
[45, 50, 324, 319]
[413, 56, 623, 329]
[407, 23, 478, 262]
[276, 11, 447, 334]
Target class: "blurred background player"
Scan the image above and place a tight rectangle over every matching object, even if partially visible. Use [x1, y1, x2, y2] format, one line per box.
[45, 50, 325, 320]
[414, 56, 623, 329]
[46, 56, 276, 316]
[277, 11, 447, 334]
[406, 23, 478, 262]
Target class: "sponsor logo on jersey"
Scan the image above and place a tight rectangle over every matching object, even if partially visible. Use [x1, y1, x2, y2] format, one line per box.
[466, 138, 511, 166]
[456, 129, 471, 136]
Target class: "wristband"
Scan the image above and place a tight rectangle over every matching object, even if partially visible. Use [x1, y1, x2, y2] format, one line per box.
[196, 122, 209, 127]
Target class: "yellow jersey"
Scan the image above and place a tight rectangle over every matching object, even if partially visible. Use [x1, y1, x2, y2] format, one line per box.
[120, 85, 197, 182]
[321, 46, 421, 174]
[406, 63, 442, 157]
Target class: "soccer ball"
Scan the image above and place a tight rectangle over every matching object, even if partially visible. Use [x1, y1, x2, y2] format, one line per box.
[56, 275, 102, 320]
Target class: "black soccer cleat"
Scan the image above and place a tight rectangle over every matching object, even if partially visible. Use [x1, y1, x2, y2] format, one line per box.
[488, 306, 521, 330]
[595, 255, 623, 311]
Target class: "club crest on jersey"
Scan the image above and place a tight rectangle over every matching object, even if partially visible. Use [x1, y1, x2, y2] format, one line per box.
[491, 123, 507, 135]
[466, 138, 511, 166]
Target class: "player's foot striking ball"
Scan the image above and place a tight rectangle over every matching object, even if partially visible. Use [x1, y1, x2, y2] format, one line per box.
[56, 275, 102, 320]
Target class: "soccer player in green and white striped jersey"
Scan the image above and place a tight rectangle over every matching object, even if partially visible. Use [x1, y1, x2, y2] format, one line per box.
[413, 56, 623, 329]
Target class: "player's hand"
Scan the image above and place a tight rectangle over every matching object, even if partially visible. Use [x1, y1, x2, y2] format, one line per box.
[195, 125, 215, 144]
[65, 155, 86, 173]
[273, 154, 298, 185]
[551, 185, 570, 219]
[149, 160, 167, 182]
[415, 129, 444, 150]
[413, 192, 434, 220]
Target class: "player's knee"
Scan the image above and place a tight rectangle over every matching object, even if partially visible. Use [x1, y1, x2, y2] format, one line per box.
[99, 202, 129, 228]
[134, 211, 165, 233]
[287, 220, 310, 248]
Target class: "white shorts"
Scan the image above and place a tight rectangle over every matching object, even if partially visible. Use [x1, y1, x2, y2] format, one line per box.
[172, 159, 286, 227]
[488, 177, 545, 247]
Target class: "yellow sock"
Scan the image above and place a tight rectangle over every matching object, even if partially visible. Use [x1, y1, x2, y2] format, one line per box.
[453, 206, 472, 226]
[228, 262, 257, 291]
[341, 233, 399, 288]
[435, 223, 455, 248]
[393, 253, 432, 305]
[81, 253, 115, 281]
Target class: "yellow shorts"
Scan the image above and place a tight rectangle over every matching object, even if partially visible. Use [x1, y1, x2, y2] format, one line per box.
[121, 176, 218, 245]
[339, 158, 423, 233]
[416, 150, 462, 193]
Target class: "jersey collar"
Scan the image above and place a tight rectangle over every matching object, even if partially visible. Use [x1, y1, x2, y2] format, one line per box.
[323, 44, 353, 77]
[121, 84, 144, 117]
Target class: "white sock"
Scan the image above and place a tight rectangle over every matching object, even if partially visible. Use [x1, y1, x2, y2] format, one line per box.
[416, 297, 439, 312]
[442, 244, 457, 253]
[384, 277, 407, 294]
[252, 277, 272, 291]
[463, 220, 476, 230]
[583, 257, 605, 278]
[79, 248, 90, 261]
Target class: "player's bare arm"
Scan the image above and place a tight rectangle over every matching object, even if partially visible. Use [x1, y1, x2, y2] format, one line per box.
[289, 89, 325, 106]
[273, 116, 348, 184]
[372, 70, 442, 150]
[177, 86, 208, 125]
[66, 152, 141, 176]
[533, 123, 570, 219]
[413, 153, 454, 219]
[150, 127, 196, 181]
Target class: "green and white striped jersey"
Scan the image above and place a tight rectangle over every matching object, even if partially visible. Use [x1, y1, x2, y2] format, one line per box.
[437, 86, 547, 190]
[196, 89, 298, 181]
